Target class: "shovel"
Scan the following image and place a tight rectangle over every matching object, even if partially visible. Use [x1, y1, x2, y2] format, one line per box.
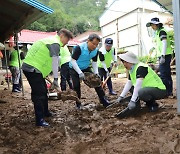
[45, 77, 81, 103]
[102, 65, 116, 89]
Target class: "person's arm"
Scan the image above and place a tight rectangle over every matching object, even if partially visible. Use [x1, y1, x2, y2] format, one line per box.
[112, 48, 117, 62]
[47, 43, 60, 79]
[131, 66, 148, 101]
[162, 39, 167, 56]
[159, 30, 167, 56]
[71, 45, 82, 74]
[99, 51, 108, 71]
[130, 79, 143, 101]
[71, 58, 82, 74]
[52, 57, 59, 79]
[20, 52, 25, 60]
[120, 80, 132, 97]
[92, 61, 98, 74]
[92, 51, 99, 74]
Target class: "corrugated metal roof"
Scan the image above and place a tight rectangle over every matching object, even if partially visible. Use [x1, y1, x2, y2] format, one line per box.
[21, 0, 53, 14]
[12, 29, 79, 45]
[0, 0, 53, 42]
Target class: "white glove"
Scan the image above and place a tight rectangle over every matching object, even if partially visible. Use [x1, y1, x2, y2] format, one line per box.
[106, 71, 110, 77]
[128, 100, 136, 110]
[51, 78, 61, 92]
[159, 55, 165, 64]
[95, 73, 100, 78]
[79, 73, 85, 80]
[52, 78, 59, 87]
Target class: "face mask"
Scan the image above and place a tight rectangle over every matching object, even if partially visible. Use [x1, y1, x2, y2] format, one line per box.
[147, 27, 156, 38]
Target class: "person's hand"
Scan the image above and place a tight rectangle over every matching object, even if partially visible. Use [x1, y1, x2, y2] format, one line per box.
[149, 47, 155, 54]
[95, 73, 100, 78]
[113, 61, 118, 67]
[52, 78, 59, 87]
[51, 78, 61, 92]
[79, 73, 85, 80]
[160, 55, 165, 64]
[128, 100, 136, 110]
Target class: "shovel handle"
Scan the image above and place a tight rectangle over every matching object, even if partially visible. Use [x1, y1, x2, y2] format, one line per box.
[45, 77, 61, 93]
[102, 65, 116, 88]
[102, 75, 110, 88]
[45, 77, 81, 103]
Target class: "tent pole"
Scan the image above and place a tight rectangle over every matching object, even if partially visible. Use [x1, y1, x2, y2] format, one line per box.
[14, 32, 24, 96]
[173, 0, 180, 115]
[4, 42, 10, 89]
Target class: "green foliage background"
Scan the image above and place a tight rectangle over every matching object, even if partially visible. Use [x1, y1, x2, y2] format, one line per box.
[28, 0, 107, 35]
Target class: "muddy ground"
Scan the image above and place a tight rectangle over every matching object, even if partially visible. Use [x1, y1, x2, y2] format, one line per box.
[0, 76, 180, 154]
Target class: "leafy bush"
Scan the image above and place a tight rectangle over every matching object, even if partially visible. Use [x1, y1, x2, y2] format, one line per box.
[138, 56, 157, 64]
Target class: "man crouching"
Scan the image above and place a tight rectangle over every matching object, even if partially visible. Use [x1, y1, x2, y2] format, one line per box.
[115, 51, 167, 118]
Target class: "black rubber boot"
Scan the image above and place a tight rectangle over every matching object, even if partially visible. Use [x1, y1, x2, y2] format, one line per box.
[100, 96, 111, 108]
[17, 84, 22, 91]
[107, 80, 117, 95]
[36, 119, 49, 127]
[146, 100, 159, 112]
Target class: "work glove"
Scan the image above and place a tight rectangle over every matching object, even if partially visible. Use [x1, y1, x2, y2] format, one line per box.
[51, 78, 61, 92]
[79, 72, 85, 80]
[113, 61, 118, 67]
[159, 55, 165, 64]
[128, 100, 136, 110]
[149, 47, 155, 54]
[95, 73, 100, 78]
[106, 71, 110, 77]
[52, 78, 59, 88]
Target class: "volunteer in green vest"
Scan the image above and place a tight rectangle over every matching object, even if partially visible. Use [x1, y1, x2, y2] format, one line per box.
[98, 38, 117, 95]
[59, 45, 73, 91]
[146, 17, 173, 97]
[22, 29, 73, 127]
[9, 45, 24, 92]
[115, 51, 166, 118]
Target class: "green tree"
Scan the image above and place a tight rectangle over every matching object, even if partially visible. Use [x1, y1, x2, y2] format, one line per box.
[28, 0, 107, 35]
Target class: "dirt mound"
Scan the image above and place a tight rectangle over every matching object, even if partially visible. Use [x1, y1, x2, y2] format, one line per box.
[0, 78, 180, 154]
[83, 72, 102, 88]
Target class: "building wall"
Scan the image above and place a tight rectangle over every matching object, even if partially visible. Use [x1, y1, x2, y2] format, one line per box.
[99, 0, 172, 57]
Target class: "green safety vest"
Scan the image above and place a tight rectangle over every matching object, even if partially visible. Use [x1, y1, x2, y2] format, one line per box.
[129, 62, 166, 90]
[155, 28, 173, 57]
[9, 50, 22, 67]
[23, 35, 63, 78]
[98, 47, 114, 68]
[59, 45, 71, 66]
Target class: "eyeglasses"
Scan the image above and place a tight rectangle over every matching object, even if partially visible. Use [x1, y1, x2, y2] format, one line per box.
[89, 41, 98, 47]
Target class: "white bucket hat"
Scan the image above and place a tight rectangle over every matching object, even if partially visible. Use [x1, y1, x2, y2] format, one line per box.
[146, 17, 163, 27]
[118, 51, 139, 64]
